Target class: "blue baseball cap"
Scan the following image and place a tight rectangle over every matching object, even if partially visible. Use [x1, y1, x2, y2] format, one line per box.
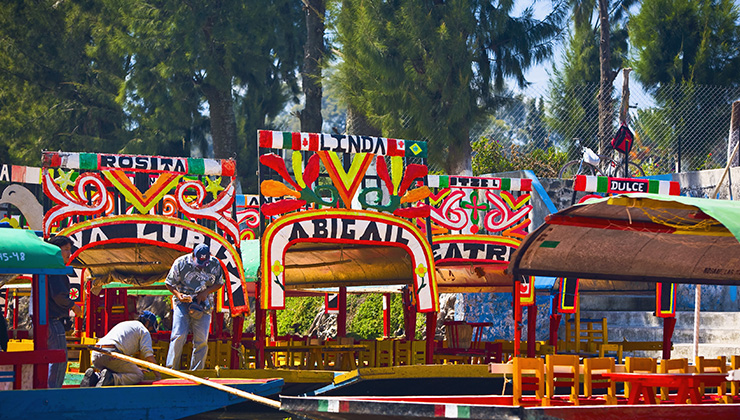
[193, 243, 210, 267]
[138, 311, 158, 331]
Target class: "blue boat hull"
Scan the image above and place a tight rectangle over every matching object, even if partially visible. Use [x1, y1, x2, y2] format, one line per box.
[0, 379, 283, 420]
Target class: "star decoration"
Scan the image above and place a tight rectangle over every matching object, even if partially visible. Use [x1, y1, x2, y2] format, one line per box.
[204, 176, 225, 199]
[54, 169, 76, 190]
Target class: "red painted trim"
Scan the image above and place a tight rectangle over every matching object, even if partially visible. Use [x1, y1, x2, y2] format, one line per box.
[546, 213, 677, 233]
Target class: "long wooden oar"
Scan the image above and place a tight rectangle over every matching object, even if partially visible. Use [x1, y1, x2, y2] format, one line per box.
[89, 346, 280, 409]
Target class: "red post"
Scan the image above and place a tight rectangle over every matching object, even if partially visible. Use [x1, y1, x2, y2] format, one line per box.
[337, 286, 347, 337]
[13, 291, 19, 329]
[426, 312, 436, 364]
[382, 293, 391, 338]
[527, 304, 537, 357]
[84, 274, 94, 337]
[549, 292, 561, 353]
[230, 315, 244, 369]
[402, 287, 417, 339]
[663, 316, 676, 360]
[269, 310, 278, 340]
[513, 281, 522, 359]
[254, 285, 265, 369]
[31, 274, 49, 388]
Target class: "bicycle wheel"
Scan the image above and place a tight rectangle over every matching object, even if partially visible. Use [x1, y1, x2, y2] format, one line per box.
[605, 160, 646, 178]
[558, 160, 603, 179]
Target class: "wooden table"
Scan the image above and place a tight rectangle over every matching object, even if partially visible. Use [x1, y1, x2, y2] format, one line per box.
[602, 372, 731, 405]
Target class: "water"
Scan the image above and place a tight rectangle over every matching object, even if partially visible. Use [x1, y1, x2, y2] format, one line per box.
[183, 401, 310, 420]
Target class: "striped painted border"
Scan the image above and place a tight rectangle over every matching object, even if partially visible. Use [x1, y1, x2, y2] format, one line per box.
[574, 175, 680, 195]
[41, 151, 235, 176]
[0, 165, 42, 184]
[427, 175, 532, 191]
[258, 130, 428, 158]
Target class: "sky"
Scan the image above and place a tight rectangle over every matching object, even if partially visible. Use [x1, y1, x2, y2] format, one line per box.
[515, 0, 656, 108]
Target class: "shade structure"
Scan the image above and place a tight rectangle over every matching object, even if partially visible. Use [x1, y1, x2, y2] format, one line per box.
[0, 228, 71, 275]
[510, 193, 740, 286]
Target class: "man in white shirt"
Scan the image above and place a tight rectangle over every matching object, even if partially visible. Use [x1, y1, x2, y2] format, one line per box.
[81, 311, 161, 387]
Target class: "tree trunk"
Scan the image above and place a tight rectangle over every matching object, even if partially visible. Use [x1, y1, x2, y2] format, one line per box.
[201, 83, 238, 161]
[346, 105, 381, 137]
[300, 0, 325, 133]
[597, 0, 613, 155]
[446, 129, 473, 176]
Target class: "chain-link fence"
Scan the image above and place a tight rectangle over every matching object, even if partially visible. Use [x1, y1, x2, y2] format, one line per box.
[282, 82, 740, 177]
[472, 83, 740, 176]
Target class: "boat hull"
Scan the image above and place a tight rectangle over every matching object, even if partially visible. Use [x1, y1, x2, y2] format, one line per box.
[281, 395, 740, 420]
[0, 378, 283, 420]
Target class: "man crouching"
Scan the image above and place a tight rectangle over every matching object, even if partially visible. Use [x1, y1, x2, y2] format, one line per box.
[80, 311, 161, 387]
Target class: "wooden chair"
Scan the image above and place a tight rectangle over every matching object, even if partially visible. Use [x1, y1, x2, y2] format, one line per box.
[583, 357, 617, 405]
[659, 358, 688, 402]
[375, 339, 394, 367]
[696, 356, 729, 403]
[598, 343, 623, 364]
[358, 340, 376, 368]
[394, 340, 411, 366]
[410, 340, 426, 365]
[512, 357, 545, 407]
[544, 354, 580, 406]
[624, 357, 657, 398]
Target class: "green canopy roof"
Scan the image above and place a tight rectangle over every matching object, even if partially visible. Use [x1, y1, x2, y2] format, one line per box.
[0, 229, 72, 275]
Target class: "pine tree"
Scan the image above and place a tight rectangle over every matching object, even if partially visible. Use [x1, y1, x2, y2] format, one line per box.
[334, 0, 566, 175]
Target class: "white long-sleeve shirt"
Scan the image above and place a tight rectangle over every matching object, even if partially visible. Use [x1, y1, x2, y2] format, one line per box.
[97, 320, 155, 359]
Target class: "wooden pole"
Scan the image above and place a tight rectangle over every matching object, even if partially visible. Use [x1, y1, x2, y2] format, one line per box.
[713, 142, 740, 199]
[89, 347, 281, 409]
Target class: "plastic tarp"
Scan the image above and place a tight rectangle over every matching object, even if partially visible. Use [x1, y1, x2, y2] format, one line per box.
[0, 228, 71, 275]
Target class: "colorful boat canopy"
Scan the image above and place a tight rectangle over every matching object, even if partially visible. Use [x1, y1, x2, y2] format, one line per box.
[0, 228, 72, 274]
[511, 193, 740, 286]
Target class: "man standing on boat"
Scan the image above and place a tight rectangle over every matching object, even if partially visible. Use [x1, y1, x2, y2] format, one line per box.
[82, 311, 161, 387]
[46, 235, 83, 388]
[164, 243, 224, 370]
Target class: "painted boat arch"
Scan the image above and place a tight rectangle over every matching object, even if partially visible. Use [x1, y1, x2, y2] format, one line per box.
[261, 209, 439, 312]
[55, 214, 250, 315]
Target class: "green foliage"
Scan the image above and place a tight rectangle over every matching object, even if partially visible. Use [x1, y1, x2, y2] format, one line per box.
[630, 0, 740, 88]
[346, 294, 404, 339]
[545, 0, 630, 155]
[0, 0, 128, 164]
[335, 0, 566, 174]
[472, 138, 569, 178]
[276, 296, 324, 336]
[630, 0, 740, 175]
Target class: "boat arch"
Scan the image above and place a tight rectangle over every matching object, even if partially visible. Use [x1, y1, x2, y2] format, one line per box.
[56, 214, 250, 314]
[261, 208, 438, 312]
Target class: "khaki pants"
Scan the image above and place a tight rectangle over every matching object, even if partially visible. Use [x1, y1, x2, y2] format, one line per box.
[91, 352, 144, 385]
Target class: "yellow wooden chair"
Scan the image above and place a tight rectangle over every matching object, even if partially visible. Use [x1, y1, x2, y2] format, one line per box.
[410, 340, 426, 365]
[659, 358, 688, 402]
[583, 357, 617, 405]
[696, 356, 729, 403]
[624, 357, 657, 399]
[731, 355, 740, 399]
[394, 340, 411, 366]
[513, 357, 545, 407]
[375, 339, 394, 367]
[544, 354, 580, 406]
[358, 340, 376, 368]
